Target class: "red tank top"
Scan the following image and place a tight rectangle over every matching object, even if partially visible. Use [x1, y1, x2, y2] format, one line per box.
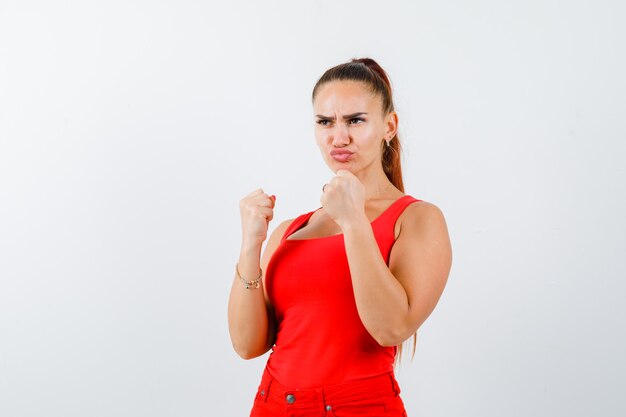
[264, 195, 422, 388]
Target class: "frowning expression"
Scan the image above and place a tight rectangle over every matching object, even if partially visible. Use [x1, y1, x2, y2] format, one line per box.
[313, 80, 394, 174]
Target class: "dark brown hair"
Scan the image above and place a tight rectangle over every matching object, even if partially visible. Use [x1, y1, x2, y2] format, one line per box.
[312, 58, 416, 362]
[311, 57, 404, 193]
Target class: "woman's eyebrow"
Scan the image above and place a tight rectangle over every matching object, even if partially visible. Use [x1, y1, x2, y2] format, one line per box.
[315, 112, 368, 120]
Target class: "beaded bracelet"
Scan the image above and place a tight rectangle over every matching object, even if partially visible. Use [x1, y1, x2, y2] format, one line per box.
[235, 263, 262, 289]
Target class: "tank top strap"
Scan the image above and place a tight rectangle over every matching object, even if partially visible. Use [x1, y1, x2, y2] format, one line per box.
[280, 210, 318, 242]
[378, 195, 422, 225]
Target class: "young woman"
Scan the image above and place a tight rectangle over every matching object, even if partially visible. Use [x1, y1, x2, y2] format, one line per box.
[228, 57, 452, 417]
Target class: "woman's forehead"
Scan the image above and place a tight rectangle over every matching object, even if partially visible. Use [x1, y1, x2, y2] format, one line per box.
[313, 81, 380, 112]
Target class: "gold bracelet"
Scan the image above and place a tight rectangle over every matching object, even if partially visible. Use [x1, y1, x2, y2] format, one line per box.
[235, 263, 262, 289]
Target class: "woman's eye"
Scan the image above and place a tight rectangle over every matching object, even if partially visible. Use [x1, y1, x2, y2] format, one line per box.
[316, 118, 363, 126]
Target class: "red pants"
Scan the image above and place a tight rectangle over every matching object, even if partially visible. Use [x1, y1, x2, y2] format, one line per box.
[249, 367, 408, 417]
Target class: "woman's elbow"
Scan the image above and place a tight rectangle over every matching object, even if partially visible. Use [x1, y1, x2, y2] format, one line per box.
[375, 335, 404, 347]
[233, 346, 262, 360]
[236, 350, 261, 360]
[372, 323, 419, 347]
[372, 329, 405, 347]
[231, 341, 268, 360]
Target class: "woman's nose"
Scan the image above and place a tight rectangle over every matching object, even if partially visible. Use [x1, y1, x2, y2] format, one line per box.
[331, 125, 350, 147]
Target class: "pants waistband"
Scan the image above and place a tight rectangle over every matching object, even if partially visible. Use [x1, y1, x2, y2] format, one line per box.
[256, 367, 402, 407]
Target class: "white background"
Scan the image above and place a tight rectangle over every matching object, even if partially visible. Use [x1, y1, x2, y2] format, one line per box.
[1, 1, 625, 416]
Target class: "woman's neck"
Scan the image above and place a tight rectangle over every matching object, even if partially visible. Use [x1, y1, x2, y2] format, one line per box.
[354, 166, 402, 201]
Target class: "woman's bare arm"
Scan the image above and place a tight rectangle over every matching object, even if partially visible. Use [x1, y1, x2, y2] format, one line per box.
[227, 215, 292, 359]
[342, 201, 452, 346]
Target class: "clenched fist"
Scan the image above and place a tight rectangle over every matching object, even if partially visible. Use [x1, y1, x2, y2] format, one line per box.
[320, 169, 366, 229]
[239, 189, 276, 246]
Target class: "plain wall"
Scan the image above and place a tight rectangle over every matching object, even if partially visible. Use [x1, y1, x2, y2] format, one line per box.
[1, 1, 625, 416]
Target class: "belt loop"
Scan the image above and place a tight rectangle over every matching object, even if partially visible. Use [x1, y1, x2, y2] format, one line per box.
[265, 378, 274, 403]
[321, 386, 329, 416]
[259, 373, 274, 403]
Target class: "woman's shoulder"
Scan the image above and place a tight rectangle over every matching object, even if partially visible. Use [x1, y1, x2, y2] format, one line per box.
[397, 197, 449, 237]
[402, 196, 446, 217]
[268, 211, 312, 241]
[261, 218, 296, 268]
[270, 218, 297, 239]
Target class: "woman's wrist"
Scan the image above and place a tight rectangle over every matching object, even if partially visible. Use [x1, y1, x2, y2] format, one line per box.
[240, 238, 264, 254]
[238, 241, 262, 273]
[338, 212, 370, 234]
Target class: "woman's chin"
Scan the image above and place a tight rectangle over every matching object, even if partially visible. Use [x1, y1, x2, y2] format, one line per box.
[328, 161, 355, 174]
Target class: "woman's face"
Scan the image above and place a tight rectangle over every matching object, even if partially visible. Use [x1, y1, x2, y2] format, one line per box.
[313, 80, 395, 175]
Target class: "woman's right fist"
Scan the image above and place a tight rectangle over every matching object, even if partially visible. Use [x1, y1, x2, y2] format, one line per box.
[239, 189, 276, 246]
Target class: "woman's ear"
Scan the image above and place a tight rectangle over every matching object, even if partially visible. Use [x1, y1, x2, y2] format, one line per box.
[385, 111, 399, 138]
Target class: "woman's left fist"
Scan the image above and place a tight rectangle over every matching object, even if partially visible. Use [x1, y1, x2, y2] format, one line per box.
[320, 169, 366, 228]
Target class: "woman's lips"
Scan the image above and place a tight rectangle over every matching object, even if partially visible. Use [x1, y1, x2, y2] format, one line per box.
[330, 149, 354, 162]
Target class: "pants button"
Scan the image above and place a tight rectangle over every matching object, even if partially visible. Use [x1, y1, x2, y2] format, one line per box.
[326, 404, 332, 411]
[286, 394, 295, 404]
